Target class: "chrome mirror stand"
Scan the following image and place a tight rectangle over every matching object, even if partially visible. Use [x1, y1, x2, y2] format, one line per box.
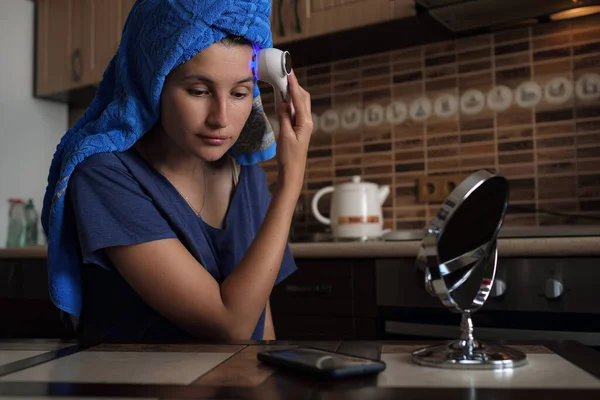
[411, 171, 527, 370]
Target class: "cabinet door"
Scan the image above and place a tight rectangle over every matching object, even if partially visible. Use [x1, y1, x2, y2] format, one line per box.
[272, 0, 311, 45]
[81, 0, 122, 86]
[35, 0, 84, 96]
[391, 0, 416, 19]
[308, 0, 394, 38]
[271, 0, 287, 44]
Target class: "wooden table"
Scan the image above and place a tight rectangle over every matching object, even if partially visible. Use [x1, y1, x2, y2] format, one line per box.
[1, 339, 599, 399]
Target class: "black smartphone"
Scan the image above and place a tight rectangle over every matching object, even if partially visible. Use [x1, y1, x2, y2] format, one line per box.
[257, 347, 386, 379]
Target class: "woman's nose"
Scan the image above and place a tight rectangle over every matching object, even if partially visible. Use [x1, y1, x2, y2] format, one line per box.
[206, 97, 229, 129]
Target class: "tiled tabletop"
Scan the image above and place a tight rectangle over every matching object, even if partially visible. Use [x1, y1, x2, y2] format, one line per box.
[0, 350, 48, 366]
[0, 350, 233, 385]
[0, 340, 75, 374]
[0, 339, 599, 399]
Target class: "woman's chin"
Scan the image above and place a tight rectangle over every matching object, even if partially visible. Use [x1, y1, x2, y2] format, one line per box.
[194, 147, 231, 163]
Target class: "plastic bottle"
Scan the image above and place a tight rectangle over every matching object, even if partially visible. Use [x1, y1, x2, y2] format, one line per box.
[6, 198, 26, 248]
[24, 199, 39, 246]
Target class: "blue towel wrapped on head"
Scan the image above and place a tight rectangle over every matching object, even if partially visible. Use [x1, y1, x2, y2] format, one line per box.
[41, 0, 277, 324]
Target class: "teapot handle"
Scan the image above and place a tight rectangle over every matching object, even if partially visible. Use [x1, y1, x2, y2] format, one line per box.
[311, 186, 334, 225]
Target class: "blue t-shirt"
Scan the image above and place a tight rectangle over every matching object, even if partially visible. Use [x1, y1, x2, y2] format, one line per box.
[67, 147, 297, 341]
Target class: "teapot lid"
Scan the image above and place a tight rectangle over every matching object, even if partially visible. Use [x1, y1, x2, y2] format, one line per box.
[351, 176, 361, 183]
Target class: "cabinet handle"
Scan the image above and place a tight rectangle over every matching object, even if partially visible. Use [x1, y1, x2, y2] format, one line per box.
[293, 0, 302, 33]
[284, 284, 333, 294]
[72, 48, 82, 82]
[278, 0, 285, 36]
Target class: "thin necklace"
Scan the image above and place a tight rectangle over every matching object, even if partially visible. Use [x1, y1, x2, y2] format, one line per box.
[177, 166, 207, 216]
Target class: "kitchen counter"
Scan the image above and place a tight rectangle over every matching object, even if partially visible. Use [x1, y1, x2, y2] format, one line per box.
[0, 338, 599, 398]
[290, 236, 600, 258]
[0, 246, 47, 259]
[1, 235, 600, 261]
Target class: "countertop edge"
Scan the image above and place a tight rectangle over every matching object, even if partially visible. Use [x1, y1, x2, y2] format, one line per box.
[0, 246, 49, 260]
[290, 237, 600, 258]
[2, 236, 600, 260]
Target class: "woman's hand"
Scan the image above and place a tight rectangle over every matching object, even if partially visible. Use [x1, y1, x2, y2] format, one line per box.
[275, 70, 313, 193]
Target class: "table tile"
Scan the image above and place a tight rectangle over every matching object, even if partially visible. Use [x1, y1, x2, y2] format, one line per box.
[0, 398, 156, 400]
[378, 353, 600, 388]
[382, 344, 552, 354]
[0, 351, 46, 366]
[193, 346, 280, 387]
[90, 343, 245, 353]
[0, 341, 73, 351]
[0, 351, 233, 385]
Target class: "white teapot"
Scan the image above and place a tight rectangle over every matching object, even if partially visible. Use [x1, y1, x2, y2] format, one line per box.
[311, 176, 390, 240]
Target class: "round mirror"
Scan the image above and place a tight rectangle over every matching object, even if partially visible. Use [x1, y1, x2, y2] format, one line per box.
[283, 51, 292, 75]
[412, 170, 527, 370]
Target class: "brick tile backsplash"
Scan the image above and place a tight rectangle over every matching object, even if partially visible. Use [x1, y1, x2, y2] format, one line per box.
[65, 17, 599, 236]
[257, 15, 600, 235]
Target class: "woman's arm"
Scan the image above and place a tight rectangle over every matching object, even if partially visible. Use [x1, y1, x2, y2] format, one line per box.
[263, 300, 276, 340]
[105, 72, 312, 341]
[105, 182, 296, 340]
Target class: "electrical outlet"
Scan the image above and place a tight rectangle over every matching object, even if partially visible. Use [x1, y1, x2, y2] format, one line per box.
[417, 176, 446, 203]
[441, 174, 469, 197]
[417, 174, 469, 203]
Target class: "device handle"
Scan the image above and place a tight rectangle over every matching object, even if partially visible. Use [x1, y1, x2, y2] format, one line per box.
[274, 88, 296, 123]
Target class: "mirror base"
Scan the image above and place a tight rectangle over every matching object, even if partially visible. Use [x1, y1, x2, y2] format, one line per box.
[411, 341, 528, 370]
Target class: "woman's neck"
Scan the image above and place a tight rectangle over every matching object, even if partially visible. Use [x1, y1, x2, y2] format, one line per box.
[135, 126, 207, 181]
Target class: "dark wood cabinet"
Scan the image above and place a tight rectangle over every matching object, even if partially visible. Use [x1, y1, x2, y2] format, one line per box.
[80, 0, 123, 86]
[35, 0, 84, 96]
[0, 259, 73, 339]
[35, 0, 132, 98]
[270, 259, 377, 340]
[34, 0, 416, 97]
[272, 0, 415, 45]
[0, 256, 378, 340]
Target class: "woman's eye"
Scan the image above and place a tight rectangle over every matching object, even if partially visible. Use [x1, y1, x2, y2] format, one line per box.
[188, 89, 209, 97]
[232, 92, 249, 100]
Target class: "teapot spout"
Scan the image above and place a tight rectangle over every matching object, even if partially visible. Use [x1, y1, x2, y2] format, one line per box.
[379, 185, 390, 205]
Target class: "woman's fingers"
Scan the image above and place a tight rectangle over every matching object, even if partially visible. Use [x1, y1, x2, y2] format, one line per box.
[277, 100, 293, 139]
[288, 71, 313, 134]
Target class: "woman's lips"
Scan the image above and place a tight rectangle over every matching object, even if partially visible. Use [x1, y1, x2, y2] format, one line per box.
[197, 134, 228, 146]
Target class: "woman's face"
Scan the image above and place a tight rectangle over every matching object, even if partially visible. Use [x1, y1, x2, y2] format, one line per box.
[159, 42, 255, 162]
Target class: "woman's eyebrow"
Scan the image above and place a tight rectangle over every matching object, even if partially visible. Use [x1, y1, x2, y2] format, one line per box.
[182, 74, 254, 84]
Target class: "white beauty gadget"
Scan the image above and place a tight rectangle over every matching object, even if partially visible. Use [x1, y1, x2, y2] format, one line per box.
[254, 48, 295, 120]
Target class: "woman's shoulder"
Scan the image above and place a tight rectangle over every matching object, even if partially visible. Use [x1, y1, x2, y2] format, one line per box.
[73, 151, 128, 174]
[72, 148, 147, 181]
[69, 149, 156, 196]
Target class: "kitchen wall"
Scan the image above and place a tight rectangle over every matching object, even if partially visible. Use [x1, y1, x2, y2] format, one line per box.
[0, 0, 68, 246]
[257, 14, 600, 235]
[65, 12, 600, 236]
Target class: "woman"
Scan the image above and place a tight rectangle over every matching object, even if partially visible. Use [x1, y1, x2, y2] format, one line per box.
[41, 0, 312, 342]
